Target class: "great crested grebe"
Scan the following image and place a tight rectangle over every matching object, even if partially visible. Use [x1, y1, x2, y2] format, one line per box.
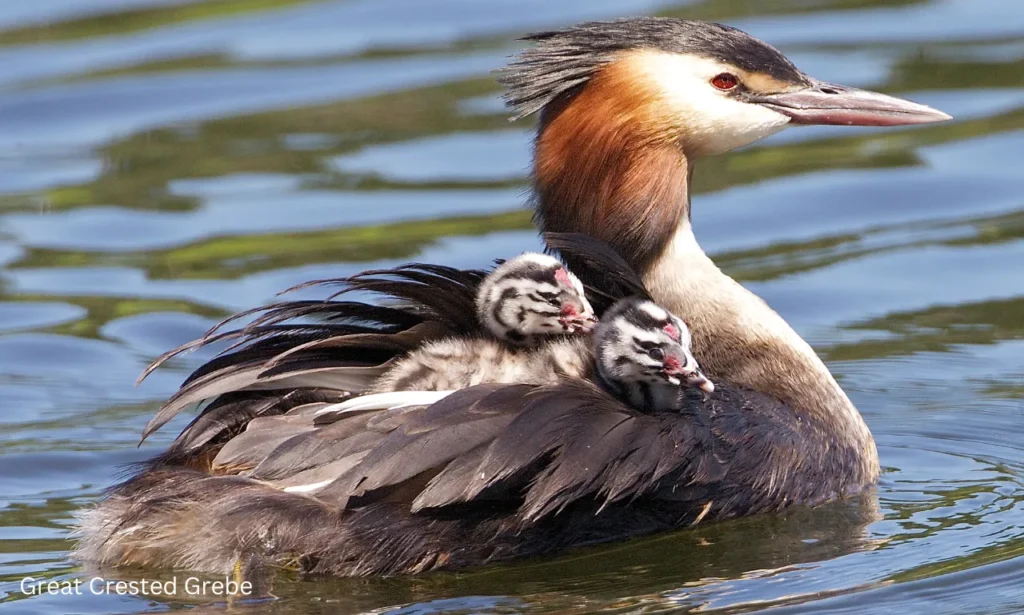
[75, 17, 950, 577]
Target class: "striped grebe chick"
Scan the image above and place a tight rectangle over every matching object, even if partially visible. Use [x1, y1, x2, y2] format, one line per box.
[476, 253, 596, 344]
[370, 250, 713, 400]
[594, 297, 713, 411]
[370, 253, 597, 393]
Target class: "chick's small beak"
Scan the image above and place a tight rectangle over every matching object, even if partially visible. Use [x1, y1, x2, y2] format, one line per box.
[559, 303, 598, 333]
[752, 79, 951, 126]
[662, 353, 715, 393]
[687, 370, 715, 394]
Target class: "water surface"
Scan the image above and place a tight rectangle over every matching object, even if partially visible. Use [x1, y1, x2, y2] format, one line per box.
[1, 0, 1023, 613]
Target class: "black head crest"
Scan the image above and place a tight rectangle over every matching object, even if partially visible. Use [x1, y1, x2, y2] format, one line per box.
[499, 17, 806, 120]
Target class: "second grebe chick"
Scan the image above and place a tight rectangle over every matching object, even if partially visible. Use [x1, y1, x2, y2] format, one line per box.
[595, 297, 714, 412]
[476, 253, 596, 344]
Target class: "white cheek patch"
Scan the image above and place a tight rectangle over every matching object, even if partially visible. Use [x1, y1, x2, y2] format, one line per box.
[531, 281, 561, 296]
[632, 51, 791, 155]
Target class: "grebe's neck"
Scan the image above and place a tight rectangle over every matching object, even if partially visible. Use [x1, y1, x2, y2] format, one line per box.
[532, 65, 877, 478]
[533, 62, 690, 273]
[645, 221, 878, 475]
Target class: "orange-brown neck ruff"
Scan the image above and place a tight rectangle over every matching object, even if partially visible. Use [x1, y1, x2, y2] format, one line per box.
[533, 58, 688, 274]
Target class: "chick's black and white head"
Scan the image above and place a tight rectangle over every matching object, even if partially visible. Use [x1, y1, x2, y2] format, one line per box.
[476, 253, 596, 345]
[594, 298, 713, 411]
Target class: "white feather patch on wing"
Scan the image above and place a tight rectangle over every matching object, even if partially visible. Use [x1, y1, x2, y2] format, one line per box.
[313, 390, 457, 417]
[283, 479, 334, 493]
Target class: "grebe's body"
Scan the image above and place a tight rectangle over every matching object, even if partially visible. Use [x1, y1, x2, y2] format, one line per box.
[75, 17, 949, 577]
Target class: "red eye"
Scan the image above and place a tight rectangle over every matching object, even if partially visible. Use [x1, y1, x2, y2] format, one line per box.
[711, 73, 738, 90]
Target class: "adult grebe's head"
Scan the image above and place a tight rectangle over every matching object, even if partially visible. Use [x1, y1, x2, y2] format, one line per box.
[594, 297, 713, 412]
[476, 253, 596, 345]
[500, 17, 950, 272]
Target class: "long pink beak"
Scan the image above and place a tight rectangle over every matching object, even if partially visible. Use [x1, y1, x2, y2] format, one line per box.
[753, 80, 951, 127]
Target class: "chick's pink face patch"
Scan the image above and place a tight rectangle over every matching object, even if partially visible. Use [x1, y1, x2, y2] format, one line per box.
[663, 323, 681, 342]
[663, 355, 681, 372]
[554, 267, 573, 288]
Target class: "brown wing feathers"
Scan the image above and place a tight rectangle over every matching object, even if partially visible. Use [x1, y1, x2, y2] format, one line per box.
[137, 236, 647, 446]
[233, 379, 799, 528]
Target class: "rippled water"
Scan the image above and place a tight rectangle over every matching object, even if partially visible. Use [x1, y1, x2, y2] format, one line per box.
[0, 0, 1022, 613]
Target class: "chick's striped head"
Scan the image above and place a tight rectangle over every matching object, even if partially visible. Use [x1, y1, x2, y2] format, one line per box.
[476, 253, 596, 345]
[594, 297, 713, 410]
